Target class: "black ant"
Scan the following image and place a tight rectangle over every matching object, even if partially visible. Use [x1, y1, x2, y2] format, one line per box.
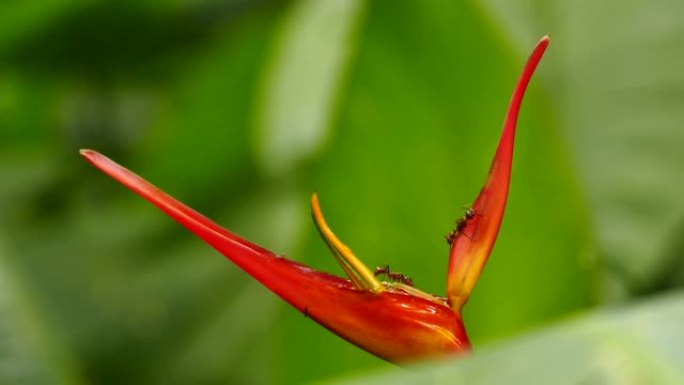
[445, 208, 478, 245]
[374, 264, 413, 286]
[445, 230, 458, 245]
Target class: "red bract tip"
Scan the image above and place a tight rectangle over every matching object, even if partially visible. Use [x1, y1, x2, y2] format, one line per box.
[446, 36, 550, 311]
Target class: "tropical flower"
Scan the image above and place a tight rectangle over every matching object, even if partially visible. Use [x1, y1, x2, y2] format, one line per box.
[80, 35, 550, 363]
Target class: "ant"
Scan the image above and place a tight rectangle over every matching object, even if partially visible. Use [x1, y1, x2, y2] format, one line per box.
[445, 207, 478, 245]
[374, 264, 414, 286]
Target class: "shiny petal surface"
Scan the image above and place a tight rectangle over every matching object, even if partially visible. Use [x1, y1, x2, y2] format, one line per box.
[80, 150, 470, 362]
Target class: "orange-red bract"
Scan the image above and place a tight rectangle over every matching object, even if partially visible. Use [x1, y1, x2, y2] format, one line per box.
[80, 149, 470, 361]
[80, 35, 550, 363]
[447, 35, 550, 311]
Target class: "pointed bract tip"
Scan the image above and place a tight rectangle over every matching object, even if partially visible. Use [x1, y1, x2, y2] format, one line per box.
[79, 149, 110, 166]
[79, 149, 103, 167]
[79, 149, 94, 157]
[539, 35, 551, 51]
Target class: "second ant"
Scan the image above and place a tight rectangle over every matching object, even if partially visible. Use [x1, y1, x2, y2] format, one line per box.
[374, 264, 414, 286]
[445, 207, 478, 245]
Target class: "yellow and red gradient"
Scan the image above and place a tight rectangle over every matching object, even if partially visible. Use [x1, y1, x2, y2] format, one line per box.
[446, 36, 549, 312]
[80, 35, 550, 362]
[80, 150, 470, 361]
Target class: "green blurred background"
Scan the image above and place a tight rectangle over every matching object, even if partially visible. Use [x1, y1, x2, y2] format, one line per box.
[2, 1, 684, 384]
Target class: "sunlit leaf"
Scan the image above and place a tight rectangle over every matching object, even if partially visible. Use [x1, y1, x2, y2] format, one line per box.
[482, 0, 684, 298]
[320, 290, 684, 385]
[254, 0, 365, 175]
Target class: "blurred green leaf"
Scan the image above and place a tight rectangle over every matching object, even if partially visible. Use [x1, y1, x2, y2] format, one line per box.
[0, 236, 81, 385]
[481, 0, 684, 298]
[253, 0, 364, 175]
[319, 290, 684, 385]
[0, 0, 83, 52]
[137, 3, 283, 203]
[1, 2, 235, 82]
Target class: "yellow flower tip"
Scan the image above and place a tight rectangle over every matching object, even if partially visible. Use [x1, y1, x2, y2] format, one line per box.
[310, 193, 384, 293]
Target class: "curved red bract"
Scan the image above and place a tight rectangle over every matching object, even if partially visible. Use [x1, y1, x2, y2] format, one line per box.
[80, 150, 470, 361]
[81, 35, 550, 363]
[447, 36, 550, 311]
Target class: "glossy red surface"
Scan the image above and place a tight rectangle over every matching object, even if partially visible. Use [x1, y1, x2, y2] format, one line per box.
[81, 150, 470, 362]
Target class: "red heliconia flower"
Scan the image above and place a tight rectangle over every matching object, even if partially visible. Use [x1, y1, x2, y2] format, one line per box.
[80, 35, 550, 363]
